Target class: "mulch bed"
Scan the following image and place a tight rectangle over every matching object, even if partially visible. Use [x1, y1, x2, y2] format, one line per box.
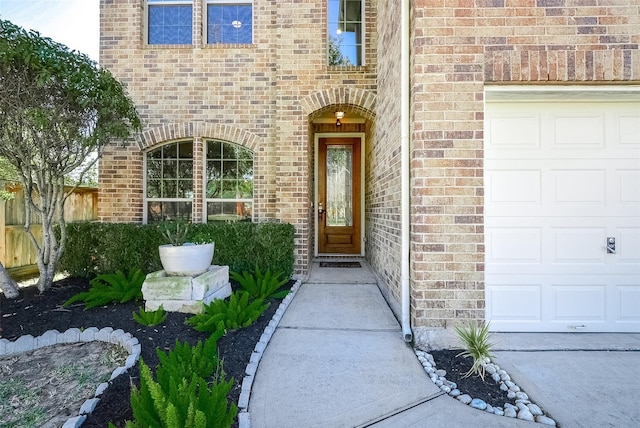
[1, 276, 288, 427]
[430, 349, 516, 408]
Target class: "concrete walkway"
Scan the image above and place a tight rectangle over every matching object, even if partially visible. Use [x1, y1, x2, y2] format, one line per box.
[248, 260, 640, 427]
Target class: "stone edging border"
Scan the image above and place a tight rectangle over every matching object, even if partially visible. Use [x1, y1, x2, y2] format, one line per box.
[414, 349, 557, 426]
[236, 278, 303, 428]
[0, 327, 140, 428]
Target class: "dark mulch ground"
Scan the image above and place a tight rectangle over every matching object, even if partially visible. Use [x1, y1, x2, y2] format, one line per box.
[430, 349, 516, 408]
[0, 277, 287, 427]
[1, 277, 514, 426]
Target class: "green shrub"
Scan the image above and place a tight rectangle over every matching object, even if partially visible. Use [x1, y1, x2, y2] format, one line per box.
[455, 322, 495, 381]
[124, 360, 237, 428]
[63, 269, 145, 309]
[231, 265, 290, 300]
[133, 306, 168, 326]
[155, 334, 223, 383]
[59, 222, 294, 279]
[185, 292, 268, 334]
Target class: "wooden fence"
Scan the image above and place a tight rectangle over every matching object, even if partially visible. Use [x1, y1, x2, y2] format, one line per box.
[0, 180, 98, 270]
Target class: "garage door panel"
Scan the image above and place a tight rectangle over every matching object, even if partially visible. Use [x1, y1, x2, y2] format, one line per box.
[552, 228, 606, 263]
[618, 170, 640, 203]
[486, 170, 541, 204]
[487, 284, 542, 322]
[486, 114, 540, 149]
[486, 228, 541, 263]
[552, 169, 605, 204]
[617, 285, 640, 321]
[618, 228, 640, 263]
[552, 114, 605, 149]
[552, 285, 606, 322]
[486, 97, 640, 332]
[615, 112, 640, 147]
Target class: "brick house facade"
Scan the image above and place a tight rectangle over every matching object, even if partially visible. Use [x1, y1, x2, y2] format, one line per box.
[99, 0, 640, 345]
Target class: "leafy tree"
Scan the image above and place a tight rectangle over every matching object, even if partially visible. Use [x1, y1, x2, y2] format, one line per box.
[328, 34, 352, 66]
[0, 20, 140, 298]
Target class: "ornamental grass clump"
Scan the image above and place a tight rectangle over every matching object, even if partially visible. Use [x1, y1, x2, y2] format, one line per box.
[455, 322, 495, 381]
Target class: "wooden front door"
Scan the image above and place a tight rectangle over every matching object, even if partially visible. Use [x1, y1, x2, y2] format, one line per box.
[318, 137, 361, 254]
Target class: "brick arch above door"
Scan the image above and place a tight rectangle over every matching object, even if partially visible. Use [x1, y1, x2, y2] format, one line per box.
[137, 122, 261, 152]
[300, 88, 377, 121]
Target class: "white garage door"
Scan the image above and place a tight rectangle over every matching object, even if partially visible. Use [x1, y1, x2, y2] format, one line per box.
[485, 89, 640, 332]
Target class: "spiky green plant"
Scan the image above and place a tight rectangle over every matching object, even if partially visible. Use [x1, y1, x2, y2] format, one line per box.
[455, 322, 494, 381]
[63, 269, 145, 309]
[185, 291, 268, 334]
[230, 265, 289, 300]
[133, 305, 168, 326]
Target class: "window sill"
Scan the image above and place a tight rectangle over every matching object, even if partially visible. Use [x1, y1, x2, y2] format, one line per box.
[327, 65, 371, 73]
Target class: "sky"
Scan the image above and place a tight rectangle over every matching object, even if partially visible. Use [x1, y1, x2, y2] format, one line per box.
[0, 0, 99, 61]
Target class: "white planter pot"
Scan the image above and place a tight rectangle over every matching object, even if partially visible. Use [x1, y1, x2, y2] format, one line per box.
[159, 243, 215, 277]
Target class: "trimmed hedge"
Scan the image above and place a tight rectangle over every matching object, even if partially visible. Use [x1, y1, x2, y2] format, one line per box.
[59, 222, 295, 279]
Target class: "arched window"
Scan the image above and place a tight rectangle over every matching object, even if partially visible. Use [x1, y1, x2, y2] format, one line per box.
[144, 139, 253, 222]
[205, 140, 253, 221]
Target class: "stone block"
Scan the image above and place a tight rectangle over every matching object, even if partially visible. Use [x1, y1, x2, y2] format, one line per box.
[60, 328, 81, 344]
[95, 327, 114, 342]
[13, 335, 36, 353]
[62, 415, 86, 428]
[145, 270, 167, 279]
[192, 265, 229, 300]
[79, 327, 99, 342]
[0, 338, 8, 354]
[37, 330, 60, 348]
[142, 276, 193, 300]
[203, 282, 232, 304]
[146, 299, 204, 314]
[80, 397, 101, 414]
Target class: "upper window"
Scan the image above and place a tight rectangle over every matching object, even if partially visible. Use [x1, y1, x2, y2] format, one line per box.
[206, 0, 253, 44]
[327, 0, 363, 66]
[148, 0, 193, 45]
[146, 141, 194, 222]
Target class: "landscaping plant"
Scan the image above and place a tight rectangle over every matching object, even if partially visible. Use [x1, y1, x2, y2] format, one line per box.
[455, 322, 495, 381]
[63, 269, 145, 309]
[231, 265, 290, 300]
[185, 292, 268, 335]
[133, 305, 168, 326]
[119, 335, 237, 428]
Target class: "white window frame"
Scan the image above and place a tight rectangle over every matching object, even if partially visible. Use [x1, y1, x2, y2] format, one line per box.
[146, 0, 195, 46]
[204, 0, 254, 45]
[327, 0, 365, 66]
[143, 140, 195, 223]
[202, 139, 254, 222]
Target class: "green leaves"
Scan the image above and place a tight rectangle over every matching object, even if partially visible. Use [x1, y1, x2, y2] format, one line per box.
[231, 265, 290, 300]
[133, 305, 168, 326]
[185, 292, 269, 335]
[455, 322, 495, 381]
[63, 269, 145, 309]
[124, 338, 237, 428]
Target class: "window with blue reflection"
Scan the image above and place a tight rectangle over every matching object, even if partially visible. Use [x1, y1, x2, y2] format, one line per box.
[148, 1, 193, 45]
[327, 0, 362, 66]
[207, 1, 253, 44]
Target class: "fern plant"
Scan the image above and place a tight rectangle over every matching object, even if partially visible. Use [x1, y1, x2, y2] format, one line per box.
[133, 305, 168, 326]
[185, 292, 268, 334]
[123, 359, 237, 428]
[155, 334, 223, 383]
[63, 269, 145, 309]
[455, 322, 495, 381]
[230, 265, 290, 300]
